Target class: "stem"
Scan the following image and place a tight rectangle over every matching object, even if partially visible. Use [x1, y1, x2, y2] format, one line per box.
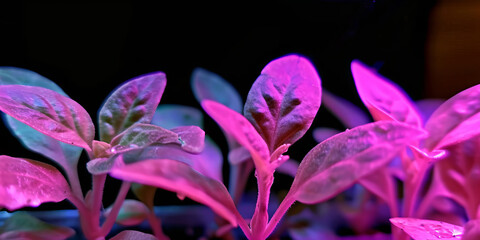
[235, 209, 253, 240]
[91, 174, 107, 229]
[250, 171, 273, 239]
[100, 181, 131, 236]
[263, 193, 295, 239]
[147, 210, 170, 240]
[65, 166, 84, 199]
[403, 166, 427, 217]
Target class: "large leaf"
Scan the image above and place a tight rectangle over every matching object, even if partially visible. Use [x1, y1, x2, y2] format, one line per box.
[0, 155, 71, 210]
[202, 100, 270, 171]
[109, 159, 238, 226]
[4, 116, 82, 171]
[288, 121, 426, 204]
[110, 230, 157, 240]
[151, 104, 204, 129]
[351, 60, 422, 128]
[0, 67, 67, 95]
[390, 218, 463, 240]
[244, 55, 321, 151]
[424, 83, 480, 150]
[0, 85, 94, 151]
[322, 89, 370, 128]
[0, 212, 75, 240]
[191, 67, 243, 113]
[98, 72, 166, 143]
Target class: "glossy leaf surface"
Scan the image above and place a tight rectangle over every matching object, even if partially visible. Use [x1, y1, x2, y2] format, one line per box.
[289, 121, 425, 204]
[104, 199, 149, 226]
[0, 85, 94, 151]
[0, 156, 71, 210]
[0, 212, 75, 240]
[191, 67, 243, 113]
[98, 72, 166, 143]
[351, 60, 422, 128]
[110, 230, 157, 240]
[425, 83, 480, 150]
[110, 159, 238, 226]
[151, 104, 204, 129]
[202, 100, 270, 171]
[390, 218, 463, 240]
[244, 55, 321, 151]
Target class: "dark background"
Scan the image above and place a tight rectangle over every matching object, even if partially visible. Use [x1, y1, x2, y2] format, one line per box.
[2, 0, 478, 221]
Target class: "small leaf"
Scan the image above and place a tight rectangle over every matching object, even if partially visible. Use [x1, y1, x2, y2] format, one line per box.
[98, 72, 166, 143]
[0, 155, 71, 210]
[151, 104, 204, 129]
[351, 60, 422, 128]
[131, 183, 156, 210]
[202, 100, 270, 172]
[191, 67, 243, 113]
[389, 217, 463, 240]
[4, 115, 82, 172]
[322, 89, 370, 128]
[0, 212, 75, 240]
[0, 85, 95, 151]
[313, 127, 341, 143]
[110, 123, 179, 147]
[110, 230, 157, 240]
[244, 54, 322, 151]
[425, 83, 480, 150]
[0, 67, 67, 96]
[289, 121, 426, 204]
[110, 159, 238, 226]
[104, 199, 149, 226]
[170, 125, 205, 153]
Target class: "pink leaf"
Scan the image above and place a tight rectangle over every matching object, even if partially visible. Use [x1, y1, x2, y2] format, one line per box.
[110, 123, 179, 147]
[0, 85, 94, 151]
[390, 217, 463, 240]
[244, 54, 322, 151]
[351, 60, 422, 128]
[322, 89, 370, 128]
[289, 121, 426, 204]
[0, 155, 71, 210]
[202, 100, 270, 171]
[358, 167, 397, 216]
[170, 125, 205, 153]
[313, 127, 341, 143]
[98, 72, 166, 143]
[425, 83, 480, 150]
[109, 159, 238, 226]
[110, 230, 157, 240]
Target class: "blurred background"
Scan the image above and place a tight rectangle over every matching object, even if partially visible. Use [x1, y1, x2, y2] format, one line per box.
[1, 0, 479, 214]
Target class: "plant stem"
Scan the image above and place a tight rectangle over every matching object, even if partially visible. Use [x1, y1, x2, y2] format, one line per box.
[250, 171, 273, 239]
[147, 210, 170, 240]
[91, 174, 107, 228]
[100, 181, 131, 236]
[235, 209, 252, 240]
[66, 166, 84, 199]
[263, 193, 295, 239]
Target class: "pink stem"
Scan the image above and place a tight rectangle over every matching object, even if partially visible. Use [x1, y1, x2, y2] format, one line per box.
[263, 193, 296, 239]
[147, 210, 170, 240]
[100, 181, 131, 236]
[250, 171, 273, 239]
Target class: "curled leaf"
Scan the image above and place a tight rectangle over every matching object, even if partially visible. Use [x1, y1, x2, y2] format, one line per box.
[0, 212, 75, 240]
[244, 54, 322, 151]
[0, 156, 71, 210]
[390, 217, 463, 240]
[289, 121, 426, 204]
[98, 72, 166, 143]
[0, 85, 95, 151]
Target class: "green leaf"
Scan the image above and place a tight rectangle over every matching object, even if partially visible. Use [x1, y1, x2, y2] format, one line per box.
[0, 212, 75, 240]
[0, 67, 67, 96]
[98, 72, 167, 143]
[104, 199, 149, 226]
[132, 183, 156, 210]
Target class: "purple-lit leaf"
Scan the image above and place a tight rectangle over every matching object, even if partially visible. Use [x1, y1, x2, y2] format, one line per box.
[0, 156, 71, 210]
[4, 116, 82, 171]
[351, 60, 422, 128]
[110, 123, 179, 147]
[390, 217, 463, 240]
[110, 230, 157, 240]
[244, 55, 321, 151]
[191, 67, 243, 113]
[0, 212, 75, 240]
[170, 126, 205, 153]
[358, 167, 397, 215]
[0, 67, 67, 95]
[313, 127, 341, 143]
[202, 100, 270, 171]
[322, 89, 370, 128]
[110, 159, 238, 226]
[463, 219, 480, 240]
[98, 72, 166, 143]
[415, 99, 444, 125]
[289, 121, 426, 204]
[428, 136, 480, 219]
[276, 159, 299, 178]
[425, 84, 480, 150]
[0, 85, 94, 151]
[104, 199, 149, 226]
[152, 104, 204, 129]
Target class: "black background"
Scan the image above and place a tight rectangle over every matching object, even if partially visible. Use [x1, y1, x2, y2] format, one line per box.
[1, 0, 435, 218]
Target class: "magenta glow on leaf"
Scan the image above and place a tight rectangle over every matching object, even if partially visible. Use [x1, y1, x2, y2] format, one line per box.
[244, 54, 322, 151]
[0, 85, 95, 151]
[109, 159, 238, 226]
[351, 60, 422, 128]
[390, 217, 463, 240]
[0, 156, 71, 211]
[322, 89, 370, 128]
